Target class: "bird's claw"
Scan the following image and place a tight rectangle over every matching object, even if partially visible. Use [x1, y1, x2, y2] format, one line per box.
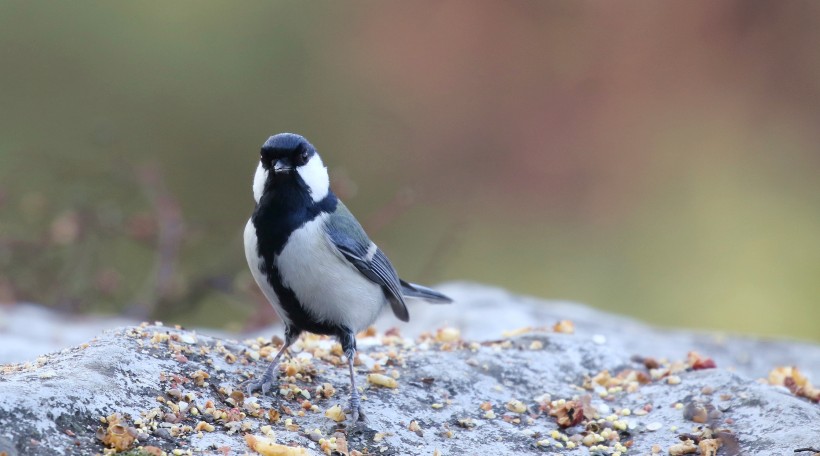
[345, 405, 365, 425]
[345, 390, 366, 424]
[243, 372, 276, 397]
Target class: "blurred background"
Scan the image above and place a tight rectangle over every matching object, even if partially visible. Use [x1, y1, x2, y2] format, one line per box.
[1, 2, 818, 341]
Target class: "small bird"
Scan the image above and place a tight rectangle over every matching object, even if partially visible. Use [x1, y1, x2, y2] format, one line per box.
[243, 133, 452, 422]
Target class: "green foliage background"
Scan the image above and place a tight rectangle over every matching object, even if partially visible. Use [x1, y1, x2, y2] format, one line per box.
[1, 2, 818, 340]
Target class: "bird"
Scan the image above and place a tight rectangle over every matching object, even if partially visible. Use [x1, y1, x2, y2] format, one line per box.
[243, 133, 452, 423]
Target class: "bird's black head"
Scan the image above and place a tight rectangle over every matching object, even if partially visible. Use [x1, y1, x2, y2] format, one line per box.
[253, 133, 329, 204]
[260, 133, 317, 172]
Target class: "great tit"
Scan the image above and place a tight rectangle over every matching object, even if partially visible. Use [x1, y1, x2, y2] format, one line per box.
[243, 133, 452, 422]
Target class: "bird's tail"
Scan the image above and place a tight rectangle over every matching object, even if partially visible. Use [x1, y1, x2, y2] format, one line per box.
[400, 280, 453, 303]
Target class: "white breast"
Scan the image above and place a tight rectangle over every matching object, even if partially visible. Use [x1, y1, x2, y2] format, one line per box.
[275, 214, 386, 332]
[244, 218, 291, 326]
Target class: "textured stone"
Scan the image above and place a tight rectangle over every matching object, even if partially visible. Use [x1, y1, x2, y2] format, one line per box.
[1, 284, 819, 455]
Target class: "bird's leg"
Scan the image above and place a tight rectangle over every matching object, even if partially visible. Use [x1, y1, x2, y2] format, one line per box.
[346, 349, 363, 423]
[245, 327, 301, 396]
[339, 329, 364, 423]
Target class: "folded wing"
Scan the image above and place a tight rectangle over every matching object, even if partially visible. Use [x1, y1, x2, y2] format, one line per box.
[324, 202, 409, 322]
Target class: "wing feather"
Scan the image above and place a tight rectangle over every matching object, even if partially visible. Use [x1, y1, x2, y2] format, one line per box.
[324, 203, 409, 322]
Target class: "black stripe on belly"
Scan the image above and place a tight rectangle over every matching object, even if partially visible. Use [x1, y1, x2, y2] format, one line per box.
[264, 265, 344, 336]
[251, 189, 339, 334]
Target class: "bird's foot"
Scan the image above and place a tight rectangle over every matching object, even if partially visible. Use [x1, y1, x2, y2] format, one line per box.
[345, 389, 366, 424]
[243, 369, 278, 396]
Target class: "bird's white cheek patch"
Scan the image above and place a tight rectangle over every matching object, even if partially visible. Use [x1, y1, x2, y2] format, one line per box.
[253, 163, 268, 203]
[298, 155, 330, 202]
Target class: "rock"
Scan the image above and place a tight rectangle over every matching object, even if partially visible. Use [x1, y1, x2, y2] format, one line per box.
[0, 284, 819, 455]
[377, 282, 820, 381]
[0, 303, 135, 364]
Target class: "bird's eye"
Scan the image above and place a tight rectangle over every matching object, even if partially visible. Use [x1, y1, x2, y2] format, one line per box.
[296, 150, 310, 166]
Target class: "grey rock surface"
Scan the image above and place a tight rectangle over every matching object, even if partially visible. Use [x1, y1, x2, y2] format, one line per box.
[0, 303, 135, 364]
[1, 284, 819, 455]
[4, 282, 819, 380]
[380, 282, 820, 381]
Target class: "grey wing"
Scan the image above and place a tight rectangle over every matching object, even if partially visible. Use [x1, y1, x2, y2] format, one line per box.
[324, 202, 410, 322]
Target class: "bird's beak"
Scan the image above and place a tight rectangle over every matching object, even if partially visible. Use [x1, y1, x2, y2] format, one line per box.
[273, 160, 293, 173]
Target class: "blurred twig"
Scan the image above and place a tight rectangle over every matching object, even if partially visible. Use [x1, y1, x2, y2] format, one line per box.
[126, 163, 184, 319]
